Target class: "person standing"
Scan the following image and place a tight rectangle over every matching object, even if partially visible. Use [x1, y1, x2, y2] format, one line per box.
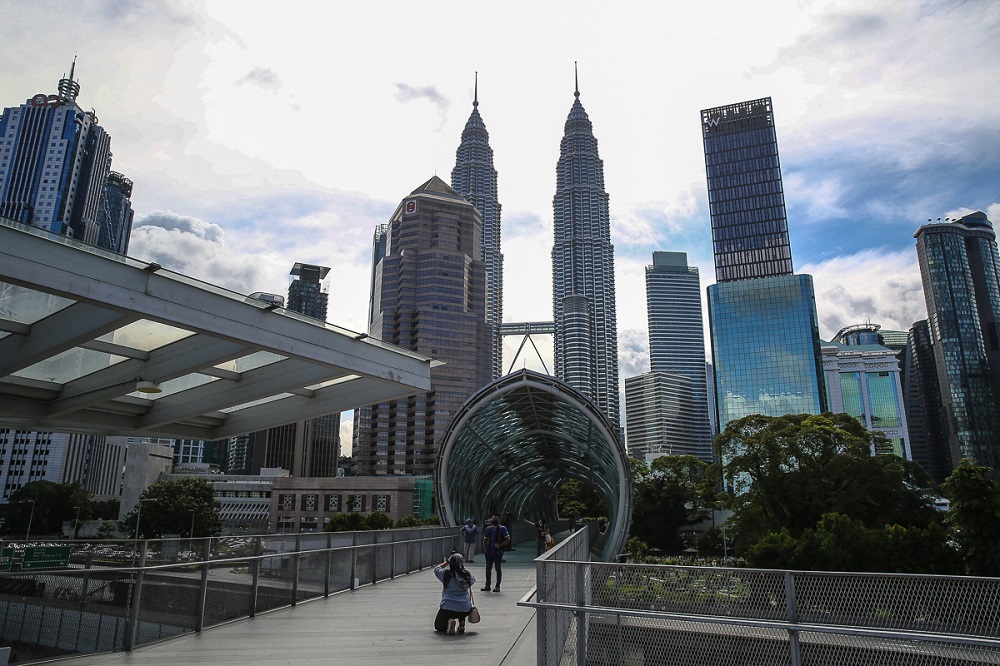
[481, 514, 509, 592]
[460, 518, 478, 562]
[524, 516, 550, 556]
[434, 553, 476, 635]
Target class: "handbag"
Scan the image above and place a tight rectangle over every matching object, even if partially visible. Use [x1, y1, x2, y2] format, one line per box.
[468, 589, 481, 623]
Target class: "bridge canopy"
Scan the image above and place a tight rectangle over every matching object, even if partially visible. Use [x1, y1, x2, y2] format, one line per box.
[435, 369, 632, 561]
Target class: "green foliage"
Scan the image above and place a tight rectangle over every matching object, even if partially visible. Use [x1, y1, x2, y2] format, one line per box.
[2, 481, 92, 537]
[423, 514, 441, 526]
[325, 512, 367, 532]
[365, 511, 393, 530]
[942, 458, 1000, 576]
[91, 499, 120, 520]
[119, 477, 223, 539]
[556, 479, 607, 522]
[629, 455, 715, 553]
[393, 514, 423, 528]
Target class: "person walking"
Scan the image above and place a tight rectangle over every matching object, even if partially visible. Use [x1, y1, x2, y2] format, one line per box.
[460, 518, 478, 562]
[433, 553, 476, 635]
[481, 514, 509, 592]
[524, 516, 550, 556]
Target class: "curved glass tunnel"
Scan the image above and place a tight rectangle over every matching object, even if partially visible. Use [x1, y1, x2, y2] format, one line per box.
[435, 369, 632, 561]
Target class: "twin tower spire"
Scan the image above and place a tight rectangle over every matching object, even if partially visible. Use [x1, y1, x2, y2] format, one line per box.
[450, 66, 620, 432]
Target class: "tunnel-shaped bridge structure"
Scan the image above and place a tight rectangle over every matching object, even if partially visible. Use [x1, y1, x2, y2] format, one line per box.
[435, 369, 632, 561]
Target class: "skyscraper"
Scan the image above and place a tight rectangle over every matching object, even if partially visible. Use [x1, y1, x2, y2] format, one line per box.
[913, 212, 1000, 471]
[0, 60, 129, 251]
[354, 176, 491, 476]
[0, 63, 132, 503]
[702, 98, 825, 433]
[451, 76, 503, 380]
[633, 251, 712, 460]
[551, 69, 620, 433]
[247, 263, 340, 477]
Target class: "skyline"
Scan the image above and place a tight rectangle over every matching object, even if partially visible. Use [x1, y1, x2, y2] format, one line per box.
[3, 1, 999, 450]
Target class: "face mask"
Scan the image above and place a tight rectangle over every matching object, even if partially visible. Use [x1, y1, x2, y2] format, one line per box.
[492, 519, 499, 526]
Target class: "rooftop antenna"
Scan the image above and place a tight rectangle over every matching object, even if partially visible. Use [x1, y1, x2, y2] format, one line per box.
[574, 61, 580, 98]
[474, 71, 478, 108]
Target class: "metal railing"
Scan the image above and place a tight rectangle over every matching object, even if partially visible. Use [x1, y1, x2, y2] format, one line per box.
[523, 528, 1000, 665]
[0, 528, 460, 663]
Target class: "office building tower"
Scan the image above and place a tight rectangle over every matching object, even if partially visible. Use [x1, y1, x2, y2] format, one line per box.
[636, 251, 713, 460]
[821, 324, 910, 458]
[451, 76, 503, 379]
[702, 98, 825, 433]
[248, 264, 340, 477]
[98, 171, 134, 254]
[0, 63, 132, 504]
[368, 224, 388, 325]
[551, 71, 620, 433]
[0, 60, 124, 251]
[913, 212, 1000, 471]
[902, 320, 952, 482]
[625, 372, 697, 461]
[354, 176, 491, 475]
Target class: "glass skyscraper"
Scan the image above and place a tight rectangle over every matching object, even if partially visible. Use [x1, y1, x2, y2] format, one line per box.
[354, 176, 491, 475]
[451, 77, 503, 380]
[640, 252, 712, 460]
[552, 74, 620, 433]
[913, 212, 1000, 471]
[702, 97, 825, 434]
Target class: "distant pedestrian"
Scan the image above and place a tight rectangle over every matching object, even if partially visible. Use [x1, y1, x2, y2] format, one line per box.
[524, 516, 550, 556]
[460, 518, 478, 562]
[481, 514, 510, 592]
[434, 553, 476, 635]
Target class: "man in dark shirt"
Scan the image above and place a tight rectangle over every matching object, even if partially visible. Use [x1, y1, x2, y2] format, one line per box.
[481, 513, 510, 592]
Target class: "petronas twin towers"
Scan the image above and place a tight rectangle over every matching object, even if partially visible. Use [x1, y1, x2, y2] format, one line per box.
[451, 72, 620, 433]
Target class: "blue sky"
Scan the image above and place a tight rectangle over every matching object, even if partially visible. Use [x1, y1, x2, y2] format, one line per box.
[3, 0, 999, 445]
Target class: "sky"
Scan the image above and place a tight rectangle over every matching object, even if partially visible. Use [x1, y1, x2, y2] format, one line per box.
[3, 1, 999, 451]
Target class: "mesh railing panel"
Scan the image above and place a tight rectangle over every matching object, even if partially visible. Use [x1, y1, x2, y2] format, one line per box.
[255, 552, 294, 614]
[328, 549, 354, 592]
[203, 561, 255, 626]
[296, 550, 328, 602]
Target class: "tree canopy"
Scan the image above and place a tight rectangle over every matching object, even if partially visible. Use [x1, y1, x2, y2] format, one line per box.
[1, 481, 92, 537]
[942, 457, 1000, 576]
[120, 477, 222, 539]
[629, 455, 716, 552]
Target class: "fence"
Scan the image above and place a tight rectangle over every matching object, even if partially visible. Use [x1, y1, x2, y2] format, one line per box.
[524, 528, 1000, 665]
[0, 527, 460, 663]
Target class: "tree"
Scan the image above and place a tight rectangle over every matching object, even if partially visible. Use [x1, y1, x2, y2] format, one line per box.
[1, 481, 92, 537]
[556, 479, 607, 521]
[120, 477, 222, 539]
[942, 458, 1000, 576]
[325, 512, 367, 532]
[365, 511, 393, 530]
[629, 455, 714, 553]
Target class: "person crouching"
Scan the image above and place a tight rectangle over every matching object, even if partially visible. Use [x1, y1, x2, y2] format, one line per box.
[434, 553, 476, 635]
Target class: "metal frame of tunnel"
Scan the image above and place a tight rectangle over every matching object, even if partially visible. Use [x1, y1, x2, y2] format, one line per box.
[435, 369, 632, 561]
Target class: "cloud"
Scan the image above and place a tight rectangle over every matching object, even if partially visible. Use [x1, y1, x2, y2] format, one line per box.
[236, 67, 282, 93]
[618, 328, 650, 380]
[800, 247, 926, 340]
[392, 82, 450, 126]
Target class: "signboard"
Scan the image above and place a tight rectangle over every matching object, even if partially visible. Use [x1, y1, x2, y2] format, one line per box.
[0, 549, 12, 572]
[21, 546, 71, 570]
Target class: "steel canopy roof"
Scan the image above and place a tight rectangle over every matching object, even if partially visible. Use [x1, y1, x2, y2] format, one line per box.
[0, 219, 434, 440]
[435, 369, 632, 561]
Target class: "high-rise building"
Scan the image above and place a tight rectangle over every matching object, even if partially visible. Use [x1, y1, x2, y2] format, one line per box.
[551, 71, 620, 433]
[0, 63, 133, 504]
[902, 320, 952, 482]
[629, 252, 712, 460]
[702, 98, 826, 433]
[451, 76, 503, 380]
[246, 264, 340, 477]
[625, 372, 697, 461]
[821, 324, 910, 458]
[913, 212, 1000, 471]
[0, 60, 128, 251]
[354, 176, 491, 476]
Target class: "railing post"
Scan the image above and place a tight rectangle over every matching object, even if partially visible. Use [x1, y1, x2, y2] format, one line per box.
[784, 570, 801, 666]
[291, 533, 301, 605]
[195, 538, 210, 632]
[536, 558, 546, 666]
[371, 540, 378, 585]
[576, 562, 587, 666]
[350, 532, 357, 590]
[125, 540, 147, 651]
[249, 536, 261, 617]
[324, 532, 332, 597]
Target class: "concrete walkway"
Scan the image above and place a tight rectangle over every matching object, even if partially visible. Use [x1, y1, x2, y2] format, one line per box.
[52, 542, 543, 666]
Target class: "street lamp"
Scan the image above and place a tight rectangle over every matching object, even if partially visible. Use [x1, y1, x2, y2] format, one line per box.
[24, 499, 36, 541]
[73, 506, 81, 539]
[134, 498, 157, 541]
[189, 509, 197, 539]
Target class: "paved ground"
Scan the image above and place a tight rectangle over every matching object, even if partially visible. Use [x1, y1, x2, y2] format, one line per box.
[51, 541, 543, 666]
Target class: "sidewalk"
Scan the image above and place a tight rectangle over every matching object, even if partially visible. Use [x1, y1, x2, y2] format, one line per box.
[51, 542, 541, 666]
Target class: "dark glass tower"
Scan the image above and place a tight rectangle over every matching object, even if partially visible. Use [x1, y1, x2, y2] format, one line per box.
[98, 171, 134, 255]
[451, 75, 503, 380]
[702, 97, 825, 434]
[355, 176, 491, 475]
[551, 69, 620, 433]
[913, 212, 1000, 471]
[702, 97, 792, 283]
[288, 262, 330, 320]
